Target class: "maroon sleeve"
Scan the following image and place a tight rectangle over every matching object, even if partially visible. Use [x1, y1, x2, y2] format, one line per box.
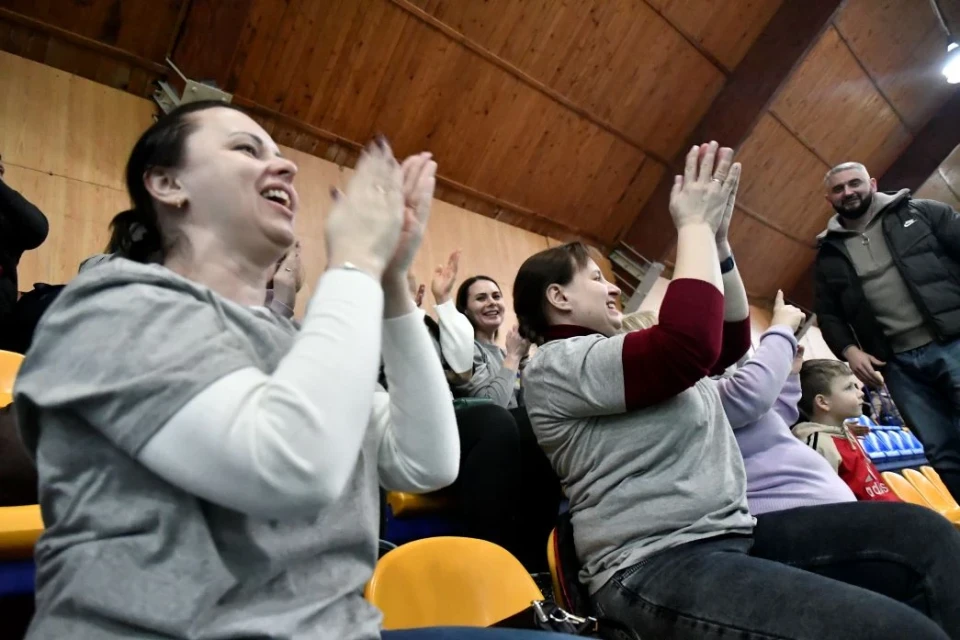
[622, 279, 723, 411]
[708, 318, 753, 376]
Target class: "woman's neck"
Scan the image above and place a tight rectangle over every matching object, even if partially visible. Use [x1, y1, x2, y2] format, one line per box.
[475, 329, 497, 344]
[164, 238, 273, 308]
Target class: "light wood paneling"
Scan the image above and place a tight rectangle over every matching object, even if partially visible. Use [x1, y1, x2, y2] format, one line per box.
[657, 0, 783, 70]
[834, 0, 958, 131]
[9, 165, 128, 288]
[770, 26, 912, 174]
[0, 51, 155, 190]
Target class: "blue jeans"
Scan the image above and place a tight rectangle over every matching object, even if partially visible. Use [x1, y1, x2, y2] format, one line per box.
[384, 630, 580, 639]
[884, 339, 960, 499]
[592, 502, 960, 639]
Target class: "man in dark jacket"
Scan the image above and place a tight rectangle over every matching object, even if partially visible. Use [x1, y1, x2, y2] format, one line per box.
[0, 152, 49, 350]
[813, 161, 960, 499]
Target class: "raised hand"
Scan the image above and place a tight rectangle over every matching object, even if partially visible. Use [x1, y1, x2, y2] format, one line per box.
[716, 161, 741, 252]
[324, 137, 404, 279]
[669, 141, 738, 233]
[505, 325, 530, 359]
[406, 272, 426, 307]
[273, 240, 304, 294]
[791, 344, 805, 375]
[770, 289, 805, 332]
[383, 151, 437, 279]
[431, 249, 461, 304]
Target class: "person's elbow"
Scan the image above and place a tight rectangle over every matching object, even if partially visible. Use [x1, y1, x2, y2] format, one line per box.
[21, 210, 49, 250]
[252, 447, 355, 518]
[384, 453, 460, 493]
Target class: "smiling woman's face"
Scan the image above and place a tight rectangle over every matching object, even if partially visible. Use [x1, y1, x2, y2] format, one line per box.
[167, 107, 301, 262]
[464, 278, 506, 333]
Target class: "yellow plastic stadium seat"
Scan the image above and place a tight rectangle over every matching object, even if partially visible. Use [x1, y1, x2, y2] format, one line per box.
[546, 529, 567, 610]
[921, 466, 958, 507]
[0, 350, 24, 395]
[904, 469, 960, 523]
[385, 490, 453, 518]
[882, 472, 932, 508]
[0, 505, 44, 559]
[365, 537, 543, 629]
[0, 392, 11, 408]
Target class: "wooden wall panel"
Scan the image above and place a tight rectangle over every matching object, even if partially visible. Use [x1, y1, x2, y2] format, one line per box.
[222, 0, 651, 246]
[770, 26, 912, 173]
[733, 114, 829, 243]
[914, 145, 960, 209]
[725, 212, 817, 299]
[915, 170, 960, 210]
[2, 1, 185, 62]
[0, 51, 155, 191]
[657, 0, 783, 70]
[409, 0, 725, 160]
[3, 52, 565, 334]
[0, 17, 162, 97]
[10, 166, 128, 287]
[834, 0, 958, 131]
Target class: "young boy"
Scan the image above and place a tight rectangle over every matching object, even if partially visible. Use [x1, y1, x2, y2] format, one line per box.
[793, 359, 898, 502]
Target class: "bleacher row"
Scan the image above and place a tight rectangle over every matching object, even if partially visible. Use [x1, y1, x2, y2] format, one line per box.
[848, 415, 929, 472]
[5, 345, 960, 632]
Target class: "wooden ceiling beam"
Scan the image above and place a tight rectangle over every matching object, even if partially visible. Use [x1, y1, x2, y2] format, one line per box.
[618, 0, 844, 262]
[787, 87, 960, 310]
[0, 7, 169, 76]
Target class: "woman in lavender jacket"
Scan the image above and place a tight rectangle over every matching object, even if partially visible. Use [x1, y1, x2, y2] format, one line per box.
[714, 292, 960, 633]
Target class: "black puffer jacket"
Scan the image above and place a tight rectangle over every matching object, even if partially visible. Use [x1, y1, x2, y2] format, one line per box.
[814, 193, 960, 360]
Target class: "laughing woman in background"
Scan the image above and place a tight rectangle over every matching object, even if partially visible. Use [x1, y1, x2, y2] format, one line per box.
[454, 273, 562, 571]
[14, 101, 576, 640]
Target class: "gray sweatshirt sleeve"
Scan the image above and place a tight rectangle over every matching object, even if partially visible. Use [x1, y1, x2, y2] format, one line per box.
[454, 343, 517, 408]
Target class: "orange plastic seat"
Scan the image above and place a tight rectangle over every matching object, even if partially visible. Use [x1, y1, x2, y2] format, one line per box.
[882, 472, 931, 508]
[365, 536, 542, 629]
[0, 350, 24, 396]
[0, 505, 43, 559]
[903, 469, 960, 523]
[921, 466, 958, 506]
[385, 490, 454, 518]
[0, 392, 11, 408]
[546, 529, 567, 610]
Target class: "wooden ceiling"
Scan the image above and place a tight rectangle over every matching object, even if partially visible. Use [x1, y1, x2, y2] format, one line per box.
[0, 0, 957, 301]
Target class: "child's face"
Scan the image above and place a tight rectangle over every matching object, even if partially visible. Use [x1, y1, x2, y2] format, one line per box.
[822, 374, 865, 420]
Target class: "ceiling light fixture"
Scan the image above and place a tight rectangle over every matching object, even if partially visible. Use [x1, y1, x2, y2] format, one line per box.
[930, 0, 960, 83]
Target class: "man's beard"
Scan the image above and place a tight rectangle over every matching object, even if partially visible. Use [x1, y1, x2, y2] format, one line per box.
[833, 191, 873, 220]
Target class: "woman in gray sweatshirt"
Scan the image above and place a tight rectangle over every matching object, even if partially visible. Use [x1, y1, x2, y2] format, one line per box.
[453, 273, 561, 571]
[514, 143, 960, 640]
[14, 101, 575, 640]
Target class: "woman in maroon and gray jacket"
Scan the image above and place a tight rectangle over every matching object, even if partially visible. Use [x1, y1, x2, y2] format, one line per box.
[514, 142, 960, 640]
